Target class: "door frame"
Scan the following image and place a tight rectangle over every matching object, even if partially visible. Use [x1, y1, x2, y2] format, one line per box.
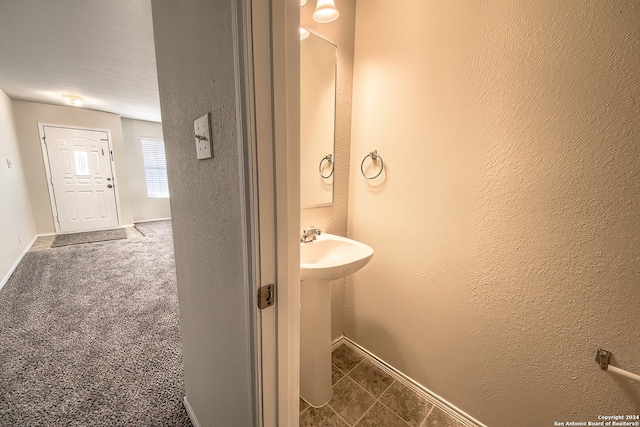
[38, 123, 123, 234]
[235, 0, 301, 425]
[232, 0, 269, 424]
[267, 0, 302, 424]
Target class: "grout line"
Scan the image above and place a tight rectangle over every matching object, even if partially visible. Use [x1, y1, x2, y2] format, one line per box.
[347, 354, 440, 427]
[347, 359, 363, 375]
[330, 374, 382, 426]
[377, 379, 396, 399]
[333, 362, 347, 378]
[376, 397, 415, 427]
[349, 379, 411, 427]
[421, 398, 438, 427]
[349, 374, 382, 403]
[338, 337, 482, 427]
[306, 343, 462, 427]
[420, 403, 436, 427]
[333, 361, 364, 379]
[326, 403, 355, 427]
[349, 399, 376, 426]
[332, 374, 348, 388]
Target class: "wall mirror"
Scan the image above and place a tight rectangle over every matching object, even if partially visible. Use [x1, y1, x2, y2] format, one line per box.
[300, 30, 337, 208]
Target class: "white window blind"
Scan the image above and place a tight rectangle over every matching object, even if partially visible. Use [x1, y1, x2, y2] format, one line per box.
[141, 137, 169, 198]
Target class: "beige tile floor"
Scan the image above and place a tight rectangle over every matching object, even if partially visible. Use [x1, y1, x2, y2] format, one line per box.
[300, 344, 466, 427]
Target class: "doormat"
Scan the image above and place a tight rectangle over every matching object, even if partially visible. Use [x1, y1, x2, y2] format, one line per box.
[51, 228, 128, 248]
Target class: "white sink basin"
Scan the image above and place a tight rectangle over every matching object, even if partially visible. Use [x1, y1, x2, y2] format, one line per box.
[300, 233, 374, 281]
[299, 233, 374, 405]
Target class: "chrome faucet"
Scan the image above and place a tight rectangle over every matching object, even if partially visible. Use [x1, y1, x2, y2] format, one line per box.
[300, 226, 322, 243]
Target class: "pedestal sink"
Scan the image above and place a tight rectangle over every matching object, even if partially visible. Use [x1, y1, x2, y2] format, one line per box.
[300, 233, 374, 407]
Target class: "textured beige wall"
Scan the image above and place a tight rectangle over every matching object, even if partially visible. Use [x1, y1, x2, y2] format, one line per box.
[300, 0, 356, 341]
[0, 89, 36, 286]
[12, 101, 133, 233]
[347, 1, 640, 425]
[151, 1, 253, 425]
[121, 118, 171, 222]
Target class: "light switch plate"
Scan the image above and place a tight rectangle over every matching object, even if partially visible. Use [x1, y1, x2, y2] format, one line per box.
[194, 113, 213, 160]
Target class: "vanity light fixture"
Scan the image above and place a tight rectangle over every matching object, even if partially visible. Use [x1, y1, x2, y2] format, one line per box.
[300, 27, 310, 40]
[313, 0, 339, 23]
[63, 95, 83, 107]
[300, 0, 307, 6]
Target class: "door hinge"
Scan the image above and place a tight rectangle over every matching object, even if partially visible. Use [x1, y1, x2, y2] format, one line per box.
[258, 284, 275, 309]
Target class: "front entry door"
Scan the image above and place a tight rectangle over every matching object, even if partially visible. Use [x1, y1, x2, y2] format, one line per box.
[42, 126, 120, 233]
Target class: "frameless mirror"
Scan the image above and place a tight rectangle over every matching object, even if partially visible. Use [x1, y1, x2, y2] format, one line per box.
[300, 30, 337, 208]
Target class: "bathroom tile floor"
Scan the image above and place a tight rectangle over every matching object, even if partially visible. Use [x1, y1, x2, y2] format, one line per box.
[300, 344, 466, 427]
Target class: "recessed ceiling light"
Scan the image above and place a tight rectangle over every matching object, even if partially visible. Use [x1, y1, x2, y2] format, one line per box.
[63, 95, 83, 107]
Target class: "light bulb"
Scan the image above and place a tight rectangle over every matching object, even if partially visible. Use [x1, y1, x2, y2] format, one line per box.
[300, 27, 310, 40]
[313, 0, 339, 23]
[300, 0, 307, 6]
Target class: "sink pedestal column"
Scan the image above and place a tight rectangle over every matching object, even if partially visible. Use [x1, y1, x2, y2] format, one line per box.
[300, 278, 332, 406]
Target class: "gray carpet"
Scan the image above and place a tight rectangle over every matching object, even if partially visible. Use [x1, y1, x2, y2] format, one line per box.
[51, 228, 128, 248]
[0, 220, 192, 426]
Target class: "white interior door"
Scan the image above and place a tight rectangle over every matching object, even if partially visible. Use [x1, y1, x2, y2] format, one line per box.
[42, 126, 120, 233]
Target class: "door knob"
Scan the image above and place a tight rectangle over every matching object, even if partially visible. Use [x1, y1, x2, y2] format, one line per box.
[107, 184, 113, 188]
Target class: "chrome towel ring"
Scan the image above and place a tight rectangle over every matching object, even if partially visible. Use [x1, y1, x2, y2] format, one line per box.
[360, 150, 384, 179]
[319, 154, 334, 179]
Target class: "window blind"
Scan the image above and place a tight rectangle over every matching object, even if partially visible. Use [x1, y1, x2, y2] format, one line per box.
[141, 137, 169, 198]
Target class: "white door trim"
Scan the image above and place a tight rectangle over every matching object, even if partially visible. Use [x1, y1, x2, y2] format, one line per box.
[262, 0, 302, 425]
[242, 0, 302, 425]
[231, 0, 265, 425]
[38, 123, 123, 234]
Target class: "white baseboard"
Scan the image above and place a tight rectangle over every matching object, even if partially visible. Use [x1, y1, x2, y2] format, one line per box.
[37, 232, 56, 237]
[0, 234, 38, 291]
[183, 396, 202, 427]
[133, 217, 171, 224]
[333, 336, 488, 427]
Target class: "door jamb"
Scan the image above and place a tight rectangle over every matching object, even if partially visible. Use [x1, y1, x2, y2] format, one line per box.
[231, 0, 265, 425]
[239, 0, 301, 425]
[268, 0, 302, 424]
[38, 123, 123, 234]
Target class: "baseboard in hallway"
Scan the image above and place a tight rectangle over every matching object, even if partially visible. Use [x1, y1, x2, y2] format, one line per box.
[183, 397, 201, 427]
[134, 217, 172, 224]
[332, 336, 488, 427]
[0, 234, 38, 291]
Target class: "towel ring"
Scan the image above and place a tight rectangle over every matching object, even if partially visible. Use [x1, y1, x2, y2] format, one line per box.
[319, 154, 334, 179]
[360, 150, 384, 180]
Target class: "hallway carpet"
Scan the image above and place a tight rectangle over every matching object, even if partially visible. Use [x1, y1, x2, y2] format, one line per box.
[0, 220, 192, 426]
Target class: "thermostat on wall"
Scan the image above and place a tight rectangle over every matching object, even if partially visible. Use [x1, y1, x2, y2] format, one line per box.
[194, 112, 213, 160]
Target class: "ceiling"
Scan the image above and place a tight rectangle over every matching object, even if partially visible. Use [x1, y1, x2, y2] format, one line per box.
[0, 0, 161, 123]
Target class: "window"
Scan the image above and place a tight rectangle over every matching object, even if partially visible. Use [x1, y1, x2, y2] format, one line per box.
[73, 151, 91, 176]
[141, 137, 169, 198]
